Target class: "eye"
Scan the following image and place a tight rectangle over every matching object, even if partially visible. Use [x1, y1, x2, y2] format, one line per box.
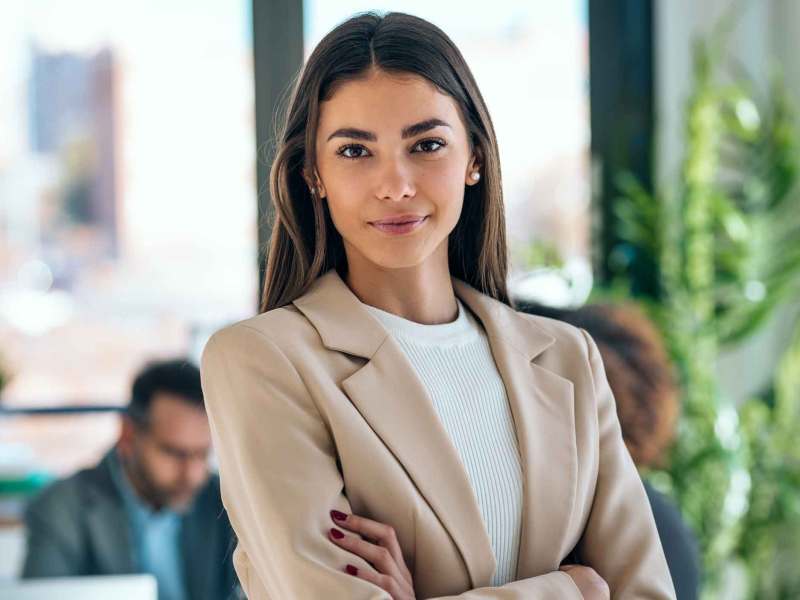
[413, 138, 447, 153]
[335, 144, 370, 160]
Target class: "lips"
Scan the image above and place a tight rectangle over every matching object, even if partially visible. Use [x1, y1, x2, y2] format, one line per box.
[369, 215, 428, 235]
[369, 214, 427, 225]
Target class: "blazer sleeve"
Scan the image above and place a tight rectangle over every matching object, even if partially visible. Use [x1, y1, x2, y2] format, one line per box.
[577, 328, 677, 599]
[201, 324, 584, 600]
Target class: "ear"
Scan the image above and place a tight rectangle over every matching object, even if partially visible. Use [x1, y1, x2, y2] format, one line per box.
[465, 143, 484, 186]
[303, 166, 326, 198]
[117, 416, 136, 458]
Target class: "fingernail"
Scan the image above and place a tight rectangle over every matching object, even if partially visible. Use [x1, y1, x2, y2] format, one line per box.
[345, 564, 358, 576]
[331, 510, 348, 522]
[329, 528, 344, 539]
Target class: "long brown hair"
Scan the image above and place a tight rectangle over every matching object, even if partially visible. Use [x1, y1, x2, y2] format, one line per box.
[261, 11, 510, 312]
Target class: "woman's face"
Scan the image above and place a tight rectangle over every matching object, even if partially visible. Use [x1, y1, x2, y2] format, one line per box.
[313, 68, 480, 273]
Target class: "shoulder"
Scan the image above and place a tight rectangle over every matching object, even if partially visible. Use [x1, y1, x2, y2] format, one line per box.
[518, 310, 586, 341]
[200, 304, 331, 409]
[204, 303, 321, 362]
[25, 465, 96, 522]
[516, 309, 594, 360]
[509, 307, 603, 397]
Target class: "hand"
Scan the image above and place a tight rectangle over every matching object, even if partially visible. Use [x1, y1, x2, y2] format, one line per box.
[559, 564, 610, 599]
[328, 510, 416, 599]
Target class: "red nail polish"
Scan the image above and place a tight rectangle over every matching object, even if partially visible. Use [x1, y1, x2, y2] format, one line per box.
[330, 528, 344, 539]
[331, 510, 348, 522]
[346, 564, 358, 576]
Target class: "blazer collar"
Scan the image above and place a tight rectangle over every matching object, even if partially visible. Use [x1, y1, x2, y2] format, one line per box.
[292, 269, 556, 361]
[293, 269, 575, 587]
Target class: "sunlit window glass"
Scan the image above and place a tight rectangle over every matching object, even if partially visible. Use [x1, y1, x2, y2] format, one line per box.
[0, 0, 256, 476]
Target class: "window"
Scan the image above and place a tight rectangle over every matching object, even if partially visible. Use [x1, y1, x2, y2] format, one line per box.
[0, 0, 256, 476]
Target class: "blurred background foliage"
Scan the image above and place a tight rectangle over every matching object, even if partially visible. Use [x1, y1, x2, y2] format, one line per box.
[609, 9, 800, 599]
[0, 356, 8, 397]
[736, 325, 800, 598]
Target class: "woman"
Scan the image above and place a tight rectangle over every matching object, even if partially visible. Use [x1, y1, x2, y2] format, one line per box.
[200, 11, 675, 600]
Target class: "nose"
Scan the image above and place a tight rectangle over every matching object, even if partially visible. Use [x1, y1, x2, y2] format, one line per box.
[375, 157, 415, 202]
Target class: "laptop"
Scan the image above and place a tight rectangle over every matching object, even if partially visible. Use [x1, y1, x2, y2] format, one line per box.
[0, 574, 157, 599]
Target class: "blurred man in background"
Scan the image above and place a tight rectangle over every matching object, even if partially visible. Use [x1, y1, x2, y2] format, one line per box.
[22, 358, 240, 600]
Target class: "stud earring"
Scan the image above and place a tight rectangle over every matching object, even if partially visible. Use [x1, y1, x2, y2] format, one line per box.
[471, 172, 481, 181]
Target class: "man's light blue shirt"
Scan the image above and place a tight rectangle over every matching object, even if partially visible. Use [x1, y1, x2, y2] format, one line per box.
[108, 450, 188, 600]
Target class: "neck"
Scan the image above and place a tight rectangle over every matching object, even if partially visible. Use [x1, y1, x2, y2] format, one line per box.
[344, 244, 458, 325]
[118, 452, 164, 512]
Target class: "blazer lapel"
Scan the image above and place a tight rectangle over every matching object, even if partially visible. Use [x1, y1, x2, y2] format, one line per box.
[294, 270, 578, 585]
[341, 336, 497, 588]
[294, 271, 495, 587]
[84, 456, 137, 574]
[453, 280, 578, 578]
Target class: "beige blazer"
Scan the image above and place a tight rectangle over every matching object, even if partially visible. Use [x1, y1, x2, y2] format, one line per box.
[200, 269, 676, 599]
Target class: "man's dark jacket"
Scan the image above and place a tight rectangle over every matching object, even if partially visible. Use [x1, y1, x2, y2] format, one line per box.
[22, 449, 240, 600]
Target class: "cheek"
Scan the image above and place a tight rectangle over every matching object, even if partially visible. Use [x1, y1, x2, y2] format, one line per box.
[143, 449, 177, 482]
[422, 163, 467, 220]
[325, 197, 363, 241]
[428, 158, 465, 185]
[318, 173, 361, 226]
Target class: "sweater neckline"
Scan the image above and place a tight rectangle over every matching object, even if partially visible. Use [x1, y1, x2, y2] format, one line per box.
[363, 298, 481, 346]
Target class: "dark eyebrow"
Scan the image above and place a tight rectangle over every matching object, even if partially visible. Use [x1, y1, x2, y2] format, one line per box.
[325, 118, 451, 143]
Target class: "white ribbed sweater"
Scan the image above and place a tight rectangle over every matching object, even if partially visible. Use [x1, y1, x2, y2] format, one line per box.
[363, 298, 523, 587]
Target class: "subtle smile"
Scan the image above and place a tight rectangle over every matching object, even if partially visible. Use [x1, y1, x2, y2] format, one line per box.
[368, 216, 429, 235]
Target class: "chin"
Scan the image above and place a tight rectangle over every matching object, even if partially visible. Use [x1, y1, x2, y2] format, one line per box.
[168, 492, 197, 511]
[371, 254, 429, 270]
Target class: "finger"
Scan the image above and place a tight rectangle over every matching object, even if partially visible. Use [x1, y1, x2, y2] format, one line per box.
[328, 527, 407, 585]
[330, 511, 407, 576]
[344, 563, 409, 599]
